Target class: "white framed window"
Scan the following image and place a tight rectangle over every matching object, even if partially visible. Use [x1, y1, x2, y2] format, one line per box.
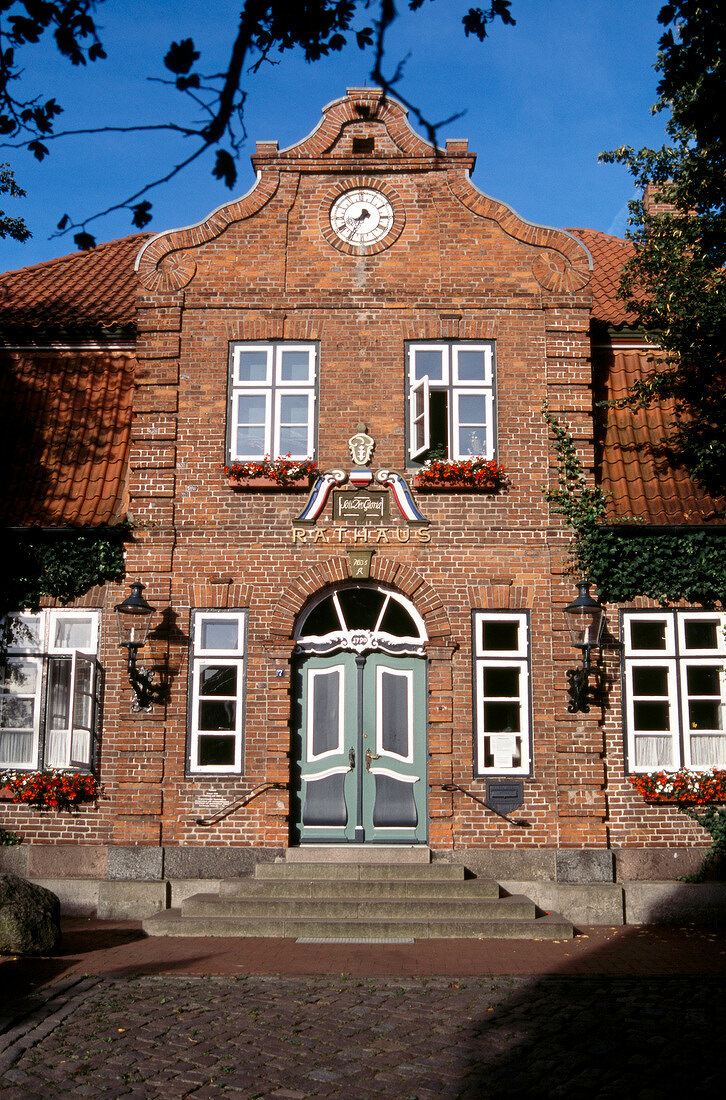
[472, 611, 531, 776]
[407, 342, 495, 463]
[228, 342, 317, 461]
[0, 610, 100, 772]
[188, 610, 247, 774]
[623, 610, 726, 772]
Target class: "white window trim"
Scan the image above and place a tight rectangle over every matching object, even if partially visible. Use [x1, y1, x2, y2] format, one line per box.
[623, 610, 726, 773]
[406, 341, 496, 465]
[188, 610, 247, 775]
[472, 611, 531, 777]
[1, 610, 100, 772]
[229, 342, 317, 462]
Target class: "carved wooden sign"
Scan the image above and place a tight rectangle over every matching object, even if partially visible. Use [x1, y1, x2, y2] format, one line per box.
[333, 489, 390, 524]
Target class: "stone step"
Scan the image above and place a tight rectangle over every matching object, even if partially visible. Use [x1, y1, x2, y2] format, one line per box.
[255, 862, 466, 881]
[219, 878, 500, 900]
[285, 846, 431, 864]
[143, 908, 574, 940]
[182, 892, 535, 921]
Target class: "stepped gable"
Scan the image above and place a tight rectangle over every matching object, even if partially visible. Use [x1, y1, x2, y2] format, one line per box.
[137, 88, 591, 295]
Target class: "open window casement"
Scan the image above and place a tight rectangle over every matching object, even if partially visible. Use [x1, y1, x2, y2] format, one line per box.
[45, 652, 99, 770]
[409, 374, 430, 459]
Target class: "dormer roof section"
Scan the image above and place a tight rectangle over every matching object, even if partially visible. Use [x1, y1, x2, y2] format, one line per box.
[250, 88, 477, 174]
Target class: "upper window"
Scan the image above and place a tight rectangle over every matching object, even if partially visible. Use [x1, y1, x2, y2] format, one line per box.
[407, 342, 496, 464]
[188, 610, 247, 775]
[622, 610, 726, 773]
[228, 342, 317, 461]
[0, 610, 100, 773]
[472, 611, 531, 776]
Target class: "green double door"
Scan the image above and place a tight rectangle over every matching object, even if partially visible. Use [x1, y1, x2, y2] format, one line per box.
[292, 651, 427, 844]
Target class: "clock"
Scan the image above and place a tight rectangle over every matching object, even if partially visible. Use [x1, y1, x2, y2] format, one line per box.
[329, 188, 396, 247]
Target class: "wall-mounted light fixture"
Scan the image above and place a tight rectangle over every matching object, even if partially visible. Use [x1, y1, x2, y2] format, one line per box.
[114, 582, 160, 711]
[563, 580, 605, 713]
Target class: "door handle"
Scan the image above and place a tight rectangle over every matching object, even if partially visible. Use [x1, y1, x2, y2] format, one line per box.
[365, 748, 380, 771]
[348, 747, 355, 770]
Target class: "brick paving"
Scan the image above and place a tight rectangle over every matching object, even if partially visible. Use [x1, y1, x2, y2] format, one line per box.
[1, 921, 725, 1098]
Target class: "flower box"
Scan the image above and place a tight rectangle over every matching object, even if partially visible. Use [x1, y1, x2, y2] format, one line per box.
[222, 456, 318, 491]
[412, 476, 502, 492]
[225, 476, 311, 491]
[629, 768, 726, 804]
[412, 458, 507, 492]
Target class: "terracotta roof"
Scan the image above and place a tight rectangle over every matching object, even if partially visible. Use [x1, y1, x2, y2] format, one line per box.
[0, 234, 149, 335]
[0, 349, 134, 526]
[594, 345, 724, 525]
[568, 228, 636, 327]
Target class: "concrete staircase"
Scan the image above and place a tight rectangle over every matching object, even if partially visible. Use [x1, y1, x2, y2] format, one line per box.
[143, 855, 574, 940]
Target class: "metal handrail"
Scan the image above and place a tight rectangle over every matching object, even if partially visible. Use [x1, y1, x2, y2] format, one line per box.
[195, 782, 288, 826]
[441, 782, 530, 828]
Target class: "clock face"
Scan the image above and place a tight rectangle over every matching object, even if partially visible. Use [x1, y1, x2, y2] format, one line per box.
[329, 188, 395, 246]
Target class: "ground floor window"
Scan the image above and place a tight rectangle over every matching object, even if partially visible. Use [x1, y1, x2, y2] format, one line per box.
[188, 610, 247, 774]
[622, 610, 726, 772]
[0, 610, 100, 772]
[472, 611, 531, 776]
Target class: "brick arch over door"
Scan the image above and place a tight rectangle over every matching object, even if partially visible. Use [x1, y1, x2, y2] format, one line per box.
[268, 556, 451, 642]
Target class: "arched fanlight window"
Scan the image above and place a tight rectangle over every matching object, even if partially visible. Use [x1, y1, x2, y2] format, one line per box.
[295, 583, 427, 656]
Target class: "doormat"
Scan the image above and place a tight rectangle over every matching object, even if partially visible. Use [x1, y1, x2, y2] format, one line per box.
[295, 937, 415, 944]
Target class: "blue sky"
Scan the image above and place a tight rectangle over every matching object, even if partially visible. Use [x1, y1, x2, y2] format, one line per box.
[1, 0, 669, 272]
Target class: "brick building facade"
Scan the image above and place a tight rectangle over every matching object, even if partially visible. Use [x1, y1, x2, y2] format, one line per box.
[1, 90, 724, 905]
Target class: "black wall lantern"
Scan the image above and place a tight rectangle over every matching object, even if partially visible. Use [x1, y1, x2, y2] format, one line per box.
[563, 580, 605, 713]
[115, 582, 160, 711]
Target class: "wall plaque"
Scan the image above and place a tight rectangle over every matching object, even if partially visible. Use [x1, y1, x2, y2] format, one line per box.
[333, 489, 390, 524]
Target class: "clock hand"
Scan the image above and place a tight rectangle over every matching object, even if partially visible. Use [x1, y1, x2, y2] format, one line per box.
[344, 207, 371, 238]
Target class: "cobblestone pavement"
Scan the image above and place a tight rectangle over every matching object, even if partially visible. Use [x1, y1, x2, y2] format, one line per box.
[1, 972, 724, 1098]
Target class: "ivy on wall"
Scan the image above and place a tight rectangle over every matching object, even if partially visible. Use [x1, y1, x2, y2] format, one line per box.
[544, 405, 726, 606]
[0, 525, 128, 619]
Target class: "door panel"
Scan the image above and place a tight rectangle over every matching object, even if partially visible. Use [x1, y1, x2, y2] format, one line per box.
[293, 651, 426, 843]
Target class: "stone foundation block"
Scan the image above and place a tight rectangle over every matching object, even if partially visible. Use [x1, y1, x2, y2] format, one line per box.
[108, 846, 164, 881]
[97, 880, 169, 919]
[556, 849, 614, 883]
[614, 847, 709, 882]
[28, 844, 108, 880]
[623, 882, 726, 926]
[31, 878, 100, 916]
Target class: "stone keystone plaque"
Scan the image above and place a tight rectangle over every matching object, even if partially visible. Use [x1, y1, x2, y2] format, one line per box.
[333, 489, 390, 524]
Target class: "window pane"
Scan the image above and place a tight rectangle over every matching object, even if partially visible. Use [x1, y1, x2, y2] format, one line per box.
[686, 665, 721, 695]
[458, 393, 486, 423]
[199, 665, 237, 697]
[279, 393, 309, 423]
[632, 666, 669, 696]
[48, 658, 71, 728]
[201, 618, 239, 652]
[481, 620, 519, 652]
[629, 619, 667, 650]
[279, 425, 309, 454]
[236, 349, 268, 382]
[633, 701, 670, 731]
[482, 666, 520, 698]
[635, 735, 672, 768]
[53, 617, 92, 650]
[690, 736, 726, 767]
[0, 730, 33, 765]
[483, 700, 521, 733]
[198, 699, 236, 731]
[1, 660, 37, 694]
[72, 662, 93, 727]
[198, 735, 236, 766]
[458, 426, 486, 457]
[0, 696, 34, 728]
[7, 617, 40, 651]
[299, 596, 341, 637]
[378, 600, 418, 639]
[413, 349, 444, 381]
[337, 588, 386, 631]
[235, 424, 266, 453]
[456, 349, 487, 381]
[684, 619, 719, 650]
[687, 700, 722, 730]
[279, 349, 311, 382]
